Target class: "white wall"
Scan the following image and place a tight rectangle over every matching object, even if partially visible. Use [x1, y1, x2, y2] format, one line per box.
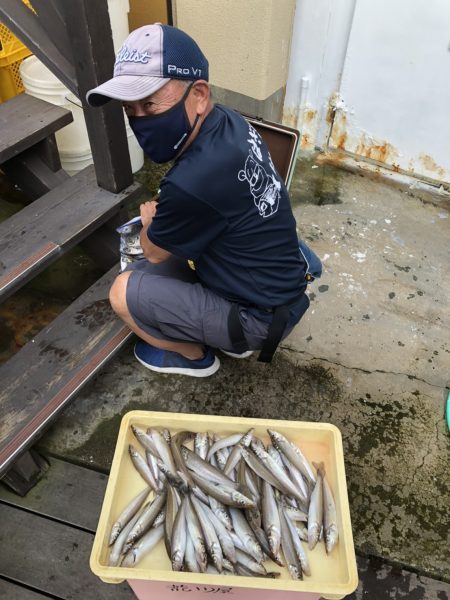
[329, 0, 450, 183]
[283, 0, 356, 148]
[284, 0, 450, 184]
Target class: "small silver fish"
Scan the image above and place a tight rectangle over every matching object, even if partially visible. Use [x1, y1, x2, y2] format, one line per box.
[170, 431, 195, 488]
[108, 487, 150, 546]
[185, 496, 208, 573]
[164, 485, 179, 556]
[307, 462, 324, 550]
[146, 450, 162, 491]
[191, 494, 224, 572]
[125, 488, 167, 548]
[181, 446, 238, 488]
[208, 495, 232, 531]
[279, 452, 310, 505]
[267, 445, 285, 469]
[152, 509, 166, 528]
[206, 433, 244, 461]
[184, 533, 200, 572]
[109, 509, 142, 566]
[251, 442, 307, 503]
[222, 558, 237, 573]
[171, 497, 187, 571]
[162, 429, 171, 444]
[194, 432, 209, 460]
[235, 548, 267, 576]
[296, 525, 308, 542]
[320, 463, 339, 554]
[223, 428, 254, 475]
[284, 506, 308, 522]
[128, 445, 159, 492]
[241, 447, 284, 491]
[189, 471, 255, 509]
[261, 480, 281, 556]
[200, 502, 237, 564]
[215, 447, 228, 471]
[284, 509, 311, 576]
[229, 507, 264, 564]
[156, 460, 187, 492]
[147, 429, 178, 478]
[268, 430, 316, 486]
[121, 524, 164, 568]
[244, 467, 261, 505]
[278, 504, 303, 580]
[131, 425, 159, 456]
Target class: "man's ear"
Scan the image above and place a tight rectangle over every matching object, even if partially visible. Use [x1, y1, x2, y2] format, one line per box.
[192, 80, 210, 113]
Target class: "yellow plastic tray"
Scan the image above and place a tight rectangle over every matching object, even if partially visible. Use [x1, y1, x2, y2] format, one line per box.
[90, 411, 358, 600]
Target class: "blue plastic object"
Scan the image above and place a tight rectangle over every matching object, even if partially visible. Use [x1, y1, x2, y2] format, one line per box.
[446, 391, 450, 433]
[299, 239, 323, 282]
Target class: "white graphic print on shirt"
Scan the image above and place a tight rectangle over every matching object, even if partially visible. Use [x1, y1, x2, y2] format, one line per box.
[238, 123, 281, 218]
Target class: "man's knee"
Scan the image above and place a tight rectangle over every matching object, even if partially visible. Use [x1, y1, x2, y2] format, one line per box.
[109, 271, 131, 317]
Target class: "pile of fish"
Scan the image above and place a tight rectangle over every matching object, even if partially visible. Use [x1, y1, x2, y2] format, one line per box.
[107, 426, 339, 580]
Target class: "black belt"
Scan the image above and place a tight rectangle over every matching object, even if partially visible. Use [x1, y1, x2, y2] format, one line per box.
[227, 293, 308, 364]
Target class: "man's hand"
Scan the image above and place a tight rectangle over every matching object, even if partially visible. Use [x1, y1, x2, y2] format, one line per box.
[140, 200, 158, 229]
[139, 199, 172, 264]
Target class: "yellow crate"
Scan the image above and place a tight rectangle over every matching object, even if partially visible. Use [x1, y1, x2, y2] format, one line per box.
[90, 411, 358, 600]
[0, 46, 31, 102]
[0, 0, 33, 101]
[0, 0, 33, 57]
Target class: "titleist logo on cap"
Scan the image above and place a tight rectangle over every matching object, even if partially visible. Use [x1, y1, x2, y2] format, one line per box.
[115, 46, 151, 65]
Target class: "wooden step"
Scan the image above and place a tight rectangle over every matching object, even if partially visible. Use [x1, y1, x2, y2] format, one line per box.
[0, 92, 73, 164]
[2, 137, 71, 200]
[0, 456, 108, 531]
[0, 265, 133, 477]
[0, 164, 142, 302]
[0, 504, 134, 599]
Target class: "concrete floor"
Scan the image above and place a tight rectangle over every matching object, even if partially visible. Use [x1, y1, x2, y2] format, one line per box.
[39, 152, 450, 588]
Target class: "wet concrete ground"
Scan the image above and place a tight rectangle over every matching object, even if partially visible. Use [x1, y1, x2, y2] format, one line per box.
[2, 153, 449, 594]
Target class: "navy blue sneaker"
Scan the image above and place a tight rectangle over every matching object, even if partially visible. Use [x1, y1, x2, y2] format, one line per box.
[134, 341, 220, 377]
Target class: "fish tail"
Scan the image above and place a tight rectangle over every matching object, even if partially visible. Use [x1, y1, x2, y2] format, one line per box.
[312, 461, 325, 477]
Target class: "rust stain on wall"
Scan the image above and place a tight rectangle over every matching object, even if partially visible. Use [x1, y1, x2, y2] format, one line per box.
[325, 94, 338, 125]
[354, 139, 397, 163]
[330, 112, 348, 150]
[304, 109, 316, 123]
[301, 133, 310, 148]
[281, 107, 297, 129]
[337, 132, 347, 150]
[418, 154, 445, 178]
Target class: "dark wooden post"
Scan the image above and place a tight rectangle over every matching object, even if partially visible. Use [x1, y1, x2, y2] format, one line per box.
[62, 0, 133, 193]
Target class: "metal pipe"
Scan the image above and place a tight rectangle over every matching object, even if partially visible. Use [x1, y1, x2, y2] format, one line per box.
[296, 76, 311, 135]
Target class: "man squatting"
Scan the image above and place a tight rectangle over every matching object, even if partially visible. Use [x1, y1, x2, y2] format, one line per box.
[87, 23, 311, 377]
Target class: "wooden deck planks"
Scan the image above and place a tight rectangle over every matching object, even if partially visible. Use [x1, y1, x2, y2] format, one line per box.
[0, 93, 73, 164]
[0, 503, 134, 599]
[0, 165, 142, 301]
[0, 457, 108, 531]
[0, 266, 133, 476]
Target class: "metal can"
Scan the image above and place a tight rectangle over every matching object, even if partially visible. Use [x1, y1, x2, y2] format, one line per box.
[116, 216, 145, 271]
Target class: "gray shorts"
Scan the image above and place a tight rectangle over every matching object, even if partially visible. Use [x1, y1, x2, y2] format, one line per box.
[125, 257, 298, 352]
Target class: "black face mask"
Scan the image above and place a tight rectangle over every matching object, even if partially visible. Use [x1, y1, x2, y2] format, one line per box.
[127, 83, 200, 163]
